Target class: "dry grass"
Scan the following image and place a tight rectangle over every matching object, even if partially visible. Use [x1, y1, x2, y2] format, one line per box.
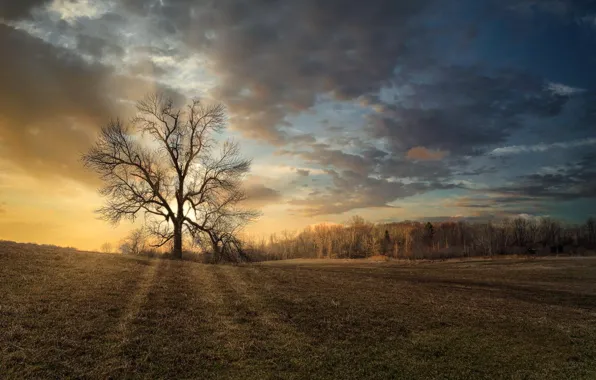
[1, 242, 596, 379]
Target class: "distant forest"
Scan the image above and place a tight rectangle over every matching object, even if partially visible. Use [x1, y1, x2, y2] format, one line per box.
[241, 216, 596, 262]
[17, 216, 594, 263]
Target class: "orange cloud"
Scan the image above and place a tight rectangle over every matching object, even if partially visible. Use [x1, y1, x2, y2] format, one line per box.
[406, 146, 448, 161]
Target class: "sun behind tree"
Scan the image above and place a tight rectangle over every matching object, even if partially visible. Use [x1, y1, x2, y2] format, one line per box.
[82, 93, 258, 260]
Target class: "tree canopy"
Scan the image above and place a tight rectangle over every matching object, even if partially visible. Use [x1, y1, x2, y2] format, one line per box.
[82, 93, 258, 260]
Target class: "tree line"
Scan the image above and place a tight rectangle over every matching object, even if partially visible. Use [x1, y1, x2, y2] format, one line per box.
[112, 212, 596, 262]
[241, 216, 596, 261]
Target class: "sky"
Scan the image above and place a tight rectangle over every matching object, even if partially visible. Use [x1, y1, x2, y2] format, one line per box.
[1, 0, 596, 250]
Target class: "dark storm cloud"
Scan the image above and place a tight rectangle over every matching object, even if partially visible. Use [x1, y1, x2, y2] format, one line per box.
[279, 141, 458, 216]
[453, 166, 499, 176]
[0, 24, 176, 184]
[278, 139, 455, 214]
[117, 1, 592, 157]
[368, 67, 571, 156]
[119, 0, 436, 143]
[281, 142, 450, 182]
[448, 194, 545, 210]
[492, 154, 596, 201]
[0, 0, 50, 20]
[445, 154, 596, 215]
[75, 30, 125, 60]
[4, 0, 593, 220]
[378, 156, 452, 181]
[288, 168, 457, 216]
[23, 11, 130, 62]
[505, 0, 596, 19]
[288, 170, 412, 216]
[281, 143, 374, 176]
[0, 24, 115, 182]
[61, 0, 578, 216]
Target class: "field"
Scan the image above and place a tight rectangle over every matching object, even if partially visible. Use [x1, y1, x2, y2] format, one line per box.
[1, 244, 596, 379]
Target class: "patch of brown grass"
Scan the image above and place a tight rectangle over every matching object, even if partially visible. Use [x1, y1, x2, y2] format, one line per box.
[365, 254, 390, 262]
[1, 241, 596, 379]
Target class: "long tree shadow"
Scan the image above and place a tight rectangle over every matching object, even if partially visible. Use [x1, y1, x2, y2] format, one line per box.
[1, 253, 160, 379]
[209, 265, 318, 378]
[104, 259, 221, 378]
[98, 257, 164, 377]
[110, 260, 306, 379]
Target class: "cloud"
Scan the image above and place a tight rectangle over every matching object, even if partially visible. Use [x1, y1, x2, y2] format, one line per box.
[412, 214, 496, 223]
[0, 0, 51, 20]
[411, 212, 529, 223]
[0, 24, 117, 183]
[47, 0, 112, 22]
[279, 143, 376, 176]
[444, 193, 545, 211]
[453, 166, 499, 176]
[367, 67, 571, 157]
[493, 154, 596, 201]
[506, 0, 570, 16]
[288, 168, 458, 216]
[288, 171, 413, 216]
[113, 0, 436, 144]
[2, 0, 594, 222]
[243, 183, 282, 208]
[546, 82, 586, 96]
[277, 136, 457, 215]
[490, 137, 596, 156]
[406, 146, 448, 161]
[281, 140, 451, 181]
[505, 0, 595, 19]
[107, 0, 595, 218]
[0, 22, 181, 184]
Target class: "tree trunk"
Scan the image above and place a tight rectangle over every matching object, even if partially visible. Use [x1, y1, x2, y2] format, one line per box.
[173, 223, 183, 259]
[212, 241, 221, 262]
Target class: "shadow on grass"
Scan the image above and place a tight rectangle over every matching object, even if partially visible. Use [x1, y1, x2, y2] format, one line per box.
[255, 265, 596, 309]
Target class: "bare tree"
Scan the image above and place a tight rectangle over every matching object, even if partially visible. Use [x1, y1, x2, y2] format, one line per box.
[587, 218, 595, 246]
[119, 228, 147, 255]
[512, 217, 529, 247]
[100, 242, 113, 254]
[83, 93, 258, 259]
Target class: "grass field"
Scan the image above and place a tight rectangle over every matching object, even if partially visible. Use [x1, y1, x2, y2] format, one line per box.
[1, 245, 596, 379]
